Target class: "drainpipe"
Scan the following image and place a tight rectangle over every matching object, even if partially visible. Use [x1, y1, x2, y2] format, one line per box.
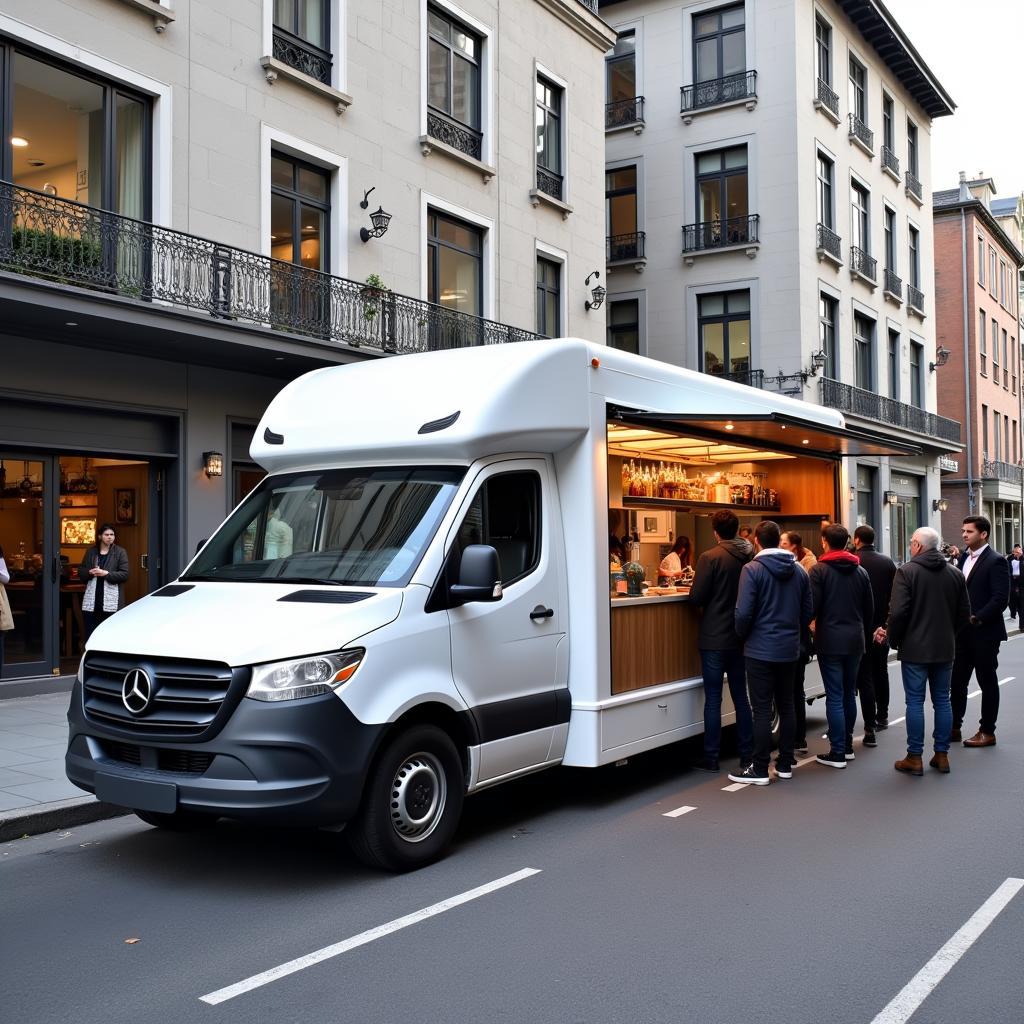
[959, 172, 976, 513]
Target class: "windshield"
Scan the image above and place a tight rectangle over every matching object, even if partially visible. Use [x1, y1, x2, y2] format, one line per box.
[184, 466, 466, 586]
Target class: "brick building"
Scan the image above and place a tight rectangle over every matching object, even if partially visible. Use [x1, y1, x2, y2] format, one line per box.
[933, 175, 1024, 551]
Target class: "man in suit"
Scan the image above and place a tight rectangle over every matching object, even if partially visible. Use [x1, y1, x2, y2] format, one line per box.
[951, 516, 1009, 747]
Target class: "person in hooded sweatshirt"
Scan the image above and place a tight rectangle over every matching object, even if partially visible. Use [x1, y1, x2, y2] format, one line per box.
[730, 520, 812, 786]
[808, 523, 874, 769]
[688, 509, 754, 773]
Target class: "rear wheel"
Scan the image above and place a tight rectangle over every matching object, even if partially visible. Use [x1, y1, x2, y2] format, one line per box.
[348, 724, 464, 872]
[134, 808, 213, 831]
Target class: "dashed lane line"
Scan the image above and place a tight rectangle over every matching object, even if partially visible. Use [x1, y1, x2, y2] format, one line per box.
[199, 868, 542, 1006]
[662, 804, 697, 818]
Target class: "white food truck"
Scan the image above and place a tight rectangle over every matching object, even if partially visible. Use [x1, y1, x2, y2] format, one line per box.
[66, 340, 911, 869]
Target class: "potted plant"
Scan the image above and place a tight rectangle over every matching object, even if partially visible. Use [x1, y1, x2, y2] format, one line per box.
[360, 273, 388, 322]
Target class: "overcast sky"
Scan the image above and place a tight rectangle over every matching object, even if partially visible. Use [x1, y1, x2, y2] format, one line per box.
[881, 0, 1023, 198]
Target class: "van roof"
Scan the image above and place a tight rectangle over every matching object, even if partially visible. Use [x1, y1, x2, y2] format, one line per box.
[251, 339, 845, 470]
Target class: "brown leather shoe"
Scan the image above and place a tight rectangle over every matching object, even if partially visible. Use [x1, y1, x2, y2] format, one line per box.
[963, 731, 996, 747]
[895, 754, 924, 776]
[950, 727, 962, 742]
[929, 752, 950, 773]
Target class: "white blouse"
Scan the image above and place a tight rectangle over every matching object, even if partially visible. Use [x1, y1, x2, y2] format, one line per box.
[659, 551, 682, 577]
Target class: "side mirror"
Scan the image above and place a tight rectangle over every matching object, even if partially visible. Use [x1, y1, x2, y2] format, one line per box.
[449, 545, 503, 604]
[195, 539, 208, 555]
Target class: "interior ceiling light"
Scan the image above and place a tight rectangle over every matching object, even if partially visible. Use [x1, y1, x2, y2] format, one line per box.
[27, 159, 45, 167]
[802, 439, 810, 444]
[724, 423, 734, 430]
[11, 136, 29, 147]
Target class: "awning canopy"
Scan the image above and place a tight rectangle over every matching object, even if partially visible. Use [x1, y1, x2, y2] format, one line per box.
[611, 410, 921, 459]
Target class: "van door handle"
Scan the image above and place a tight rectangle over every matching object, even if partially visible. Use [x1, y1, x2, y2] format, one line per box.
[530, 605, 554, 621]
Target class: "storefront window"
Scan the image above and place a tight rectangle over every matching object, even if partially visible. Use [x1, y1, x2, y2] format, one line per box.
[889, 473, 921, 564]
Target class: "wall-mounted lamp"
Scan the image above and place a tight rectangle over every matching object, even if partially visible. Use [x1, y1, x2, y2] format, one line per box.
[805, 347, 828, 377]
[849, 485, 856, 502]
[203, 451, 224, 478]
[359, 187, 392, 243]
[584, 271, 605, 311]
[929, 345, 951, 372]
[884, 490, 899, 506]
[933, 497, 949, 512]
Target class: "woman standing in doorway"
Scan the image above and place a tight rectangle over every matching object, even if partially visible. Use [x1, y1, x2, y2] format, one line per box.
[80, 524, 130, 643]
[0, 545, 13, 675]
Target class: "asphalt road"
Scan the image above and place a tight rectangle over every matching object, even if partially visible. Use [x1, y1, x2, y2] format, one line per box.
[4, 640, 1024, 1024]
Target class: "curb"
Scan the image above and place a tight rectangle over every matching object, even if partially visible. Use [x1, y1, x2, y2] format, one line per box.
[0, 796, 128, 844]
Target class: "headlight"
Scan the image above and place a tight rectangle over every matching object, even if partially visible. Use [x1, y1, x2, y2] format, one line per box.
[246, 649, 364, 702]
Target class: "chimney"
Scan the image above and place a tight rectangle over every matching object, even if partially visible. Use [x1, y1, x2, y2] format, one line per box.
[958, 171, 971, 201]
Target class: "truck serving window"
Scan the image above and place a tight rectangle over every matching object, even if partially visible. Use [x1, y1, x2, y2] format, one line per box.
[184, 466, 466, 587]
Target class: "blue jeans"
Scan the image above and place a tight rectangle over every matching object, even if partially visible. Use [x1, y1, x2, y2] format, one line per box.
[700, 648, 753, 763]
[818, 653, 860, 755]
[901, 661, 953, 755]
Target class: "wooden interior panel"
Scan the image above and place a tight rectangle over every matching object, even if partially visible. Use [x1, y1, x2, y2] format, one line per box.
[611, 601, 701, 694]
[767, 458, 836, 518]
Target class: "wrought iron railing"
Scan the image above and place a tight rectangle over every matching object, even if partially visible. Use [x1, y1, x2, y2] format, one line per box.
[681, 70, 757, 113]
[605, 96, 645, 130]
[905, 170, 923, 201]
[536, 166, 564, 201]
[272, 28, 332, 84]
[848, 113, 874, 151]
[815, 78, 839, 117]
[850, 245, 877, 282]
[819, 378, 961, 443]
[682, 214, 759, 253]
[575, 0, 598, 11]
[884, 268, 903, 299]
[982, 458, 1023, 485]
[426, 110, 483, 161]
[710, 368, 764, 389]
[607, 231, 646, 263]
[816, 223, 841, 261]
[881, 145, 900, 177]
[0, 180, 542, 354]
[908, 284, 925, 312]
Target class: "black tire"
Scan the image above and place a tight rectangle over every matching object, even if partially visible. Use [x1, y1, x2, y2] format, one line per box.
[134, 808, 214, 831]
[348, 724, 464, 872]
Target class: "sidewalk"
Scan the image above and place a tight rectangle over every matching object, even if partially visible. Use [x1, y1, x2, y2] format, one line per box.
[3, 611, 1019, 843]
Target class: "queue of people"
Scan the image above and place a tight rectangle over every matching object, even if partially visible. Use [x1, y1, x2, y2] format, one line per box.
[684, 512, 1011, 786]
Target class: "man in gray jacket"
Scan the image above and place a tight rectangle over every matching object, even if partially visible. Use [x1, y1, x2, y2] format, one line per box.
[876, 527, 971, 776]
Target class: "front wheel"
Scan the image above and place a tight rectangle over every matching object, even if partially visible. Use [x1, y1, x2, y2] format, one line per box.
[348, 724, 464, 872]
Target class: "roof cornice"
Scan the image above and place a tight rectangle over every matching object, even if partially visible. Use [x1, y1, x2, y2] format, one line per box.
[933, 198, 1024, 268]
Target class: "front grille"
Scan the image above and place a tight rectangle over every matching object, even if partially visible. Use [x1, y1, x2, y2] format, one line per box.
[100, 740, 214, 775]
[83, 652, 248, 740]
[105, 741, 143, 766]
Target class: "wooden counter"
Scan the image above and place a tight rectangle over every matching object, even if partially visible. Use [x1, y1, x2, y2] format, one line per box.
[610, 594, 701, 694]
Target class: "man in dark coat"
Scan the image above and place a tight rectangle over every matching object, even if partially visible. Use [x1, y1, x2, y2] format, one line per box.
[853, 525, 897, 741]
[688, 509, 754, 772]
[950, 516, 1009, 747]
[878, 527, 970, 775]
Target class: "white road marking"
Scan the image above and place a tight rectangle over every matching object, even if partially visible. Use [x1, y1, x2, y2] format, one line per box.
[199, 867, 542, 1005]
[722, 782, 748, 792]
[662, 804, 697, 818]
[999, 675, 1014, 685]
[868, 877, 1024, 1024]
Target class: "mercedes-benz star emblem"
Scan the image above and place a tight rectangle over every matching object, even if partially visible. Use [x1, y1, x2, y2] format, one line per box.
[122, 669, 153, 714]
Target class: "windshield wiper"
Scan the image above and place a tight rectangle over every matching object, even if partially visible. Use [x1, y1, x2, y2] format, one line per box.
[268, 576, 344, 586]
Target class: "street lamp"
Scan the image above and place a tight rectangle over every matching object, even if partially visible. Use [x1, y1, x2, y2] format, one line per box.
[884, 490, 899, 506]
[585, 271, 605, 311]
[933, 497, 949, 512]
[203, 451, 224, 478]
[359, 187, 392, 243]
[929, 345, 951, 372]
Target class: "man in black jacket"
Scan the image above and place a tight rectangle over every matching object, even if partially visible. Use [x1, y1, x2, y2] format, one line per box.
[853, 525, 897, 742]
[877, 527, 970, 775]
[950, 516, 1009, 747]
[688, 509, 754, 772]
[808, 523, 873, 768]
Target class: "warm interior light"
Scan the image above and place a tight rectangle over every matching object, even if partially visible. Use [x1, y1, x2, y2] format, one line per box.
[10, 136, 29, 147]
[724, 423, 734, 431]
[802, 439, 810, 444]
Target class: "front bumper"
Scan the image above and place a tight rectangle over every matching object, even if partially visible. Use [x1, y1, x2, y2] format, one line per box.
[65, 681, 385, 826]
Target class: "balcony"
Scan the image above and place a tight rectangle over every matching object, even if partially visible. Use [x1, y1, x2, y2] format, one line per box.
[425, 110, 483, 162]
[606, 96, 645, 133]
[983, 458, 1023, 485]
[272, 27, 332, 85]
[905, 170, 923, 204]
[681, 214, 760, 263]
[849, 245, 877, 287]
[0, 181, 541, 360]
[575, 0, 598, 10]
[814, 78, 840, 123]
[711, 368, 764, 389]
[819, 379, 961, 445]
[848, 113, 874, 156]
[881, 145, 901, 181]
[884, 268, 903, 304]
[680, 70, 757, 122]
[908, 283, 925, 315]
[607, 231, 647, 271]
[816, 223, 842, 266]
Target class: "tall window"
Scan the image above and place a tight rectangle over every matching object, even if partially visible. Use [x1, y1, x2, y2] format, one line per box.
[882, 93, 894, 150]
[427, 209, 483, 317]
[273, 0, 330, 83]
[888, 329, 900, 399]
[695, 145, 748, 241]
[693, 5, 745, 83]
[908, 225, 920, 287]
[608, 299, 640, 354]
[854, 312, 874, 390]
[817, 153, 835, 229]
[982, 404, 989, 457]
[536, 257, 560, 338]
[606, 31, 636, 103]
[851, 181, 869, 253]
[606, 165, 638, 249]
[1003, 328, 1009, 387]
[909, 341, 923, 407]
[884, 207, 896, 271]
[270, 152, 330, 272]
[815, 15, 832, 85]
[992, 318, 1000, 374]
[427, 7, 482, 158]
[1014, 336, 1019, 395]
[906, 119, 919, 175]
[698, 290, 750, 378]
[535, 75, 564, 199]
[978, 235, 986, 285]
[989, 246, 997, 291]
[1000, 261, 1008, 306]
[848, 57, 867, 122]
[979, 309, 987, 375]
[820, 293, 838, 378]
[856, 465, 876, 528]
